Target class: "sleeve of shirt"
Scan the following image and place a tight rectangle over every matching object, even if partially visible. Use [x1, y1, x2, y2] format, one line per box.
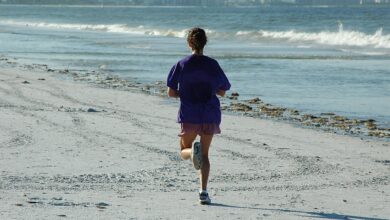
[166, 62, 181, 90]
[216, 62, 231, 91]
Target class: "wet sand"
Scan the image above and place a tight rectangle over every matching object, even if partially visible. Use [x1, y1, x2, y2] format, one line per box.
[0, 67, 389, 219]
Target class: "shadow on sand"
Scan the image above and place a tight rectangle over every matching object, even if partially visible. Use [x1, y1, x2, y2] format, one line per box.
[208, 203, 387, 220]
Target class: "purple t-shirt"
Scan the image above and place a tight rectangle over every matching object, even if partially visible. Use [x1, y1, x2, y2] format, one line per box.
[167, 54, 231, 124]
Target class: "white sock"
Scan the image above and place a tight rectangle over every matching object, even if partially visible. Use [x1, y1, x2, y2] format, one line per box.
[200, 189, 208, 194]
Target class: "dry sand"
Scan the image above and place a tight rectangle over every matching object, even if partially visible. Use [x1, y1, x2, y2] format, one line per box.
[0, 67, 389, 220]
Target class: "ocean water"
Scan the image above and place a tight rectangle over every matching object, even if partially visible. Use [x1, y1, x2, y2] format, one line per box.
[0, 5, 389, 126]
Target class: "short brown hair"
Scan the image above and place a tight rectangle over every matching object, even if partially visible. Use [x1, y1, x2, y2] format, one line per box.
[187, 27, 207, 52]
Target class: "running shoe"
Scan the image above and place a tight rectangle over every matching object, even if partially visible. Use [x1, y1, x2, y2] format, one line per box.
[191, 142, 202, 170]
[199, 191, 211, 205]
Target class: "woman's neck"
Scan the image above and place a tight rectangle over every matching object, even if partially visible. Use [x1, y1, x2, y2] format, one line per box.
[192, 50, 203, 56]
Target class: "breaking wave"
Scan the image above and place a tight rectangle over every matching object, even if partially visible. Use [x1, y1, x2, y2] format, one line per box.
[2, 20, 390, 49]
[236, 23, 390, 49]
[0, 20, 189, 38]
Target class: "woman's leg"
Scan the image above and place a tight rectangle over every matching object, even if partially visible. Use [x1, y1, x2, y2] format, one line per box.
[179, 132, 197, 160]
[199, 134, 213, 191]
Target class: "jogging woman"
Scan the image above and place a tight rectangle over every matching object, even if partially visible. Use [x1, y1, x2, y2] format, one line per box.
[166, 27, 231, 205]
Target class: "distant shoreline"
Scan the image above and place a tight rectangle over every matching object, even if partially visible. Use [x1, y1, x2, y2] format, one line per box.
[1, 4, 390, 8]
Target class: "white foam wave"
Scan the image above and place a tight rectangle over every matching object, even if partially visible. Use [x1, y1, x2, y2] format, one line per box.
[2, 20, 390, 49]
[236, 23, 390, 49]
[0, 20, 189, 38]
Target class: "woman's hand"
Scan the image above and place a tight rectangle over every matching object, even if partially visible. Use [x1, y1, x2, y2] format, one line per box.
[167, 87, 179, 98]
[216, 89, 226, 97]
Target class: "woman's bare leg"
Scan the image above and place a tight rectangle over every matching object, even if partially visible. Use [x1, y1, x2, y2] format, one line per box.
[199, 134, 213, 191]
[179, 132, 213, 190]
[179, 132, 197, 160]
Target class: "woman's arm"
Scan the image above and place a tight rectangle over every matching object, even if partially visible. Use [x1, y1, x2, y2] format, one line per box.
[216, 89, 226, 97]
[167, 87, 179, 98]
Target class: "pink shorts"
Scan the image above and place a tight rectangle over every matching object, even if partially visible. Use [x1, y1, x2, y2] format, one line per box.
[178, 123, 221, 137]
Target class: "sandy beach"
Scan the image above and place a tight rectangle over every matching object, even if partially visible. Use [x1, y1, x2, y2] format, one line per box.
[0, 67, 389, 219]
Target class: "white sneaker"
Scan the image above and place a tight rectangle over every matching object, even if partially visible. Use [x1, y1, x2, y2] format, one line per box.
[191, 142, 202, 170]
[199, 191, 211, 205]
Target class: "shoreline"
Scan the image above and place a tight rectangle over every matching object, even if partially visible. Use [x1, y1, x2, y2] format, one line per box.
[0, 63, 389, 219]
[1, 55, 389, 141]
